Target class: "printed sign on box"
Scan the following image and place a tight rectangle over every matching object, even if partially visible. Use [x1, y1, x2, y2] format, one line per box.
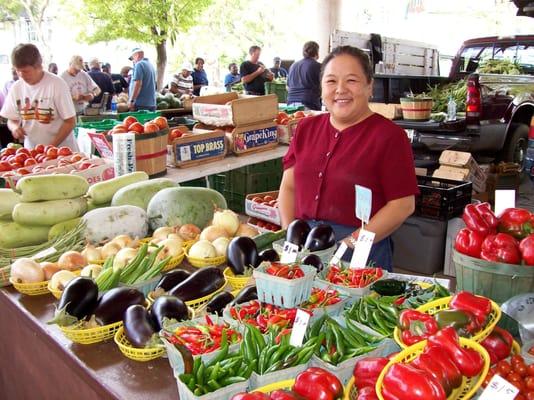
[175, 136, 225, 162]
[232, 123, 278, 155]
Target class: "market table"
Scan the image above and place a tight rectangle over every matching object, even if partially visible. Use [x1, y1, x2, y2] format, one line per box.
[0, 286, 179, 400]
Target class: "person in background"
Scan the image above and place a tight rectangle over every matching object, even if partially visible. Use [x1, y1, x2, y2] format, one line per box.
[278, 46, 419, 271]
[287, 41, 322, 111]
[174, 62, 194, 95]
[191, 57, 208, 96]
[120, 66, 132, 86]
[240, 46, 273, 95]
[103, 63, 128, 94]
[60, 55, 101, 115]
[48, 62, 58, 75]
[88, 58, 114, 110]
[0, 43, 77, 150]
[128, 47, 156, 111]
[270, 57, 288, 79]
[0, 68, 18, 110]
[224, 63, 241, 92]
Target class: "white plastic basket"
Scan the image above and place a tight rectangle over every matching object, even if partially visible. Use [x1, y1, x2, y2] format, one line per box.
[273, 239, 337, 263]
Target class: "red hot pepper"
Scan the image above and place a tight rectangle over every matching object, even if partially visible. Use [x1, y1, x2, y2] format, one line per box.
[398, 309, 439, 346]
[449, 291, 492, 326]
[427, 327, 484, 378]
[353, 357, 389, 390]
[480, 326, 514, 365]
[520, 234, 534, 266]
[231, 393, 271, 400]
[463, 203, 498, 237]
[381, 363, 446, 400]
[454, 228, 485, 258]
[480, 233, 521, 265]
[498, 208, 534, 239]
[292, 367, 343, 400]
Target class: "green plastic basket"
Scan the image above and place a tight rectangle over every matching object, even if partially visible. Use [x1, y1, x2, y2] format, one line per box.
[265, 82, 287, 103]
[118, 110, 161, 124]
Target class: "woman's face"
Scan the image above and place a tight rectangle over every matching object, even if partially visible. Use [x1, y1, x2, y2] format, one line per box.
[321, 54, 372, 125]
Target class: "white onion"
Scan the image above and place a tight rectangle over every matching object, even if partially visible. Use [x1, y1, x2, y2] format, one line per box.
[212, 237, 230, 257]
[58, 251, 87, 271]
[113, 247, 138, 269]
[41, 262, 61, 280]
[81, 264, 103, 278]
[167, 233, 184, 244]
[235, 224, 259, 238]
[179, 224, 201, 241]
[81, 245, 102, 263]
[153, 226, 174, 241]
[189, 240, 217, 259]
[11, 258, 45, 283]
[212, 209, 240, 236]
[50, 270, 77, 291]
[200, 225, 229, 242]
[112, 234, 133, 248]
[157, 238, 184, 261]
[101, 242, 121, 259]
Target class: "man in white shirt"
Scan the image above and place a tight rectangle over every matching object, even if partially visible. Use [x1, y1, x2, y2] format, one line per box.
[61, 55, 100, 115]
[0, 43, 78, 150]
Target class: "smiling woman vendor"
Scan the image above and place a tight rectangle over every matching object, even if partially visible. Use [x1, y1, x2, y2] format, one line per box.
[278, 46, 419, 271]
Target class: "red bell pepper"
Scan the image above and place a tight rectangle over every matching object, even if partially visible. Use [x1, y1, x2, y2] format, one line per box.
[454, 228, 485, 258]
[427, 327, 484, 378]
[292, 367, 343, 400]
[398, 309, 439, 346]
[463, 203, 498, 237]
[381, 363, 446, 400]
[353, 357, 389, 390]
[449, 291, 491, 326]
[231, 393, 271, 400]
[520, 234, 534, 266]
[480, 233, 521, 265]
[498, 208, 534, 239]
[411, 352, 453, 396]
[423, 345, 463, 390]
[480, 326, 514, 365]
[357, 387, 379, 400]
[269, 390, 306, 400]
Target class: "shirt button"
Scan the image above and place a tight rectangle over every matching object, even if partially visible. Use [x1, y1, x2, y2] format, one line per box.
[335, 132, 340, 138]
[326, 152, 331, 157]
[318, 172, 323, 178]
[314, 195, 319, 201]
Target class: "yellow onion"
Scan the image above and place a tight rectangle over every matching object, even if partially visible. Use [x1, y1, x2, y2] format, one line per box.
[58, 251, 86, 271]
[41, 262, 62, 280]
[200, 225, 229, 242]
[212, 209, 240, 236]
[179, 224, 201, 241]
[11, 258, 45, 283]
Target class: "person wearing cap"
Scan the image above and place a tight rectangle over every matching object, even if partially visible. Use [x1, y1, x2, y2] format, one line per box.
[270, 57, 288, 79]
[48, 63, 58, 75]
[128, 47, 156, 111]
[191, 57, 208, 96]
[224, 63, 241, 92]
[88, 58, 114, 110]
[60, 55, 101, 115]
[240, 46, 273, 96]
[175, 62, 194, 95]
[1, 43, 78, 150]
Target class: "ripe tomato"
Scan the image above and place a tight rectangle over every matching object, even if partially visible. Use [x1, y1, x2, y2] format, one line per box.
[44, 145, 55, 153]
[129, 122, 144, 134]
[111, 126, 127, 134]
[268, 199, 277, 207]
[252, 196, 263, 204]
[58, 146, 72, 156]
[515, 363, 528, 377]
[263, 195, 274, 202]
[279, 117, 290, 125]
[123, 116, 138, 129]
[3, 147, 16, 157]
[46, 147, 58, 158]
[525, 376, 534, 391]
[14, 154, 27, 164]
[78, 161, 94, 170]
[526, 391, 534, 400]
[497, 361, 512, 376]
[153, 116, 168, 130]
[71, 154, 84, 163]
[294, 111, 306, 118]
[512, 355, 525, 366]
[527, 364, 534, 377]
[16, 147, 31, 156]
[30, 149, 38, 158]
[0, 161, 11, 171]
[17, 167, 31, 175]
[24, 158, 37, 167]
[276, 112, 289, 123]
[35, 154, 45, 163]
[144, 122, 159, 133]
[34, 144, 45, 154]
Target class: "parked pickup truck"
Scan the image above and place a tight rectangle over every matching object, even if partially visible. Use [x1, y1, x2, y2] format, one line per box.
[395, 35, 534, 166]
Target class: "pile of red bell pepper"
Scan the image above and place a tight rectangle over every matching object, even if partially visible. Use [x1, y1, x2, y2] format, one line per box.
[381, 327, 485, 400]
[353, 356, 390, 399]
[480, 326, 514, 365]
[166, 316, 241, 355]
[455, 204, 534, 265]
[265, 263, 305, 279]
[325, 266, 384, 288]
[231, 367, 343, 400]
[228, 300, 298, 333]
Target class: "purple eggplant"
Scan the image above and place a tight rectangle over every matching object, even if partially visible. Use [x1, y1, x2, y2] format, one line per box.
[150, 295, 189, 330]
[94, 287, 145, 325]
[232, 285, 257, 305]
[168, 267, 225, 302]
[258, 248, 279, 263]
[227, 236, 259, 275]
[155, 269, 191, 292]
[286, 219, 311, 250]
[301, 254, 324, 272]
[124, 305, 156, 348]
[48, 277, 99, 326]
[206, 291, 234, 315]
[304, 224, 335, 252]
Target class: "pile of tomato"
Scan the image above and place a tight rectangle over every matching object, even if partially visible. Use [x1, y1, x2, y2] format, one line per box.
[483, 355, 534, 399]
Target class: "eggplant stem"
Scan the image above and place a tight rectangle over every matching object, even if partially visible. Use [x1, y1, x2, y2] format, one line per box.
[46, 303, 80, 327]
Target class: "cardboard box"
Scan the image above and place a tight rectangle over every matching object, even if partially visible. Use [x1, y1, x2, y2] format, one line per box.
[276, 119, 299, 144]
[228, 121, 278, 156]
[369, 103, 402, 119]
[436, 150, 486, 193]
[192, 92, 278, 127]
[245, 191, 281, 225]
[247, 217, 281, 234]
[169, 130, 226, 168]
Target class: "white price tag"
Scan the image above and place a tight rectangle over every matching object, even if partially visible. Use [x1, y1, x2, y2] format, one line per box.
[355, 185, 372, 225]
[31, 247, 57, 260]
[329, 242, 348, 265]
[289, 309, 311, 347]
[350, 229, 375, 269]
[495, 190, 516, 216]
[179, 145, 192, 161]
[478, 374, 518, 400]
[280, 241, 299, 263]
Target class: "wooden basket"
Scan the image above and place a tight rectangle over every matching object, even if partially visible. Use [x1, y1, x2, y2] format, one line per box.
[400, 97, 433, 121]
[134, 129, 168, 177]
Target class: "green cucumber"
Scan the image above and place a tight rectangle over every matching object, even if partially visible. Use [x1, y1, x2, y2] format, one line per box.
[13, 198, 87, 226]
[87, 171, 149, 205]
[111, 178, 178, 210]
[15, 174, 89, 202]
[0, 189, 20, 220]
[253, 229, 286, 251]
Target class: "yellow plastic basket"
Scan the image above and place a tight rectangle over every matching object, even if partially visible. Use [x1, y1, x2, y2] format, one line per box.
[345, 377, 357, 400]
[254, 379, 295, 393]
[393, 295, 501, 348]
[223, 267, 253, 290]
[59, 321, 123, 344]
[162, 251, 185, 272]
[10, 277, 50, 296]
[114, 326, 165, 361]
[147, 279, 227, 311]
[0, 265, 11, 287]
[185, 248, 226, 268]
[376, 337, 490, 400]
[48, 281, 62, 299]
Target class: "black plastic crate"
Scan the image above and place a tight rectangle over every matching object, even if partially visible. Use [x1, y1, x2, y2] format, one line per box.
[167, 117, 197, 130]
[223, 191, 246, 213]
[415, 175, 472, 220]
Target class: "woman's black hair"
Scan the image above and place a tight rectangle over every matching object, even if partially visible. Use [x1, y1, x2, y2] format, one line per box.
[320, 46, 373, 83]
